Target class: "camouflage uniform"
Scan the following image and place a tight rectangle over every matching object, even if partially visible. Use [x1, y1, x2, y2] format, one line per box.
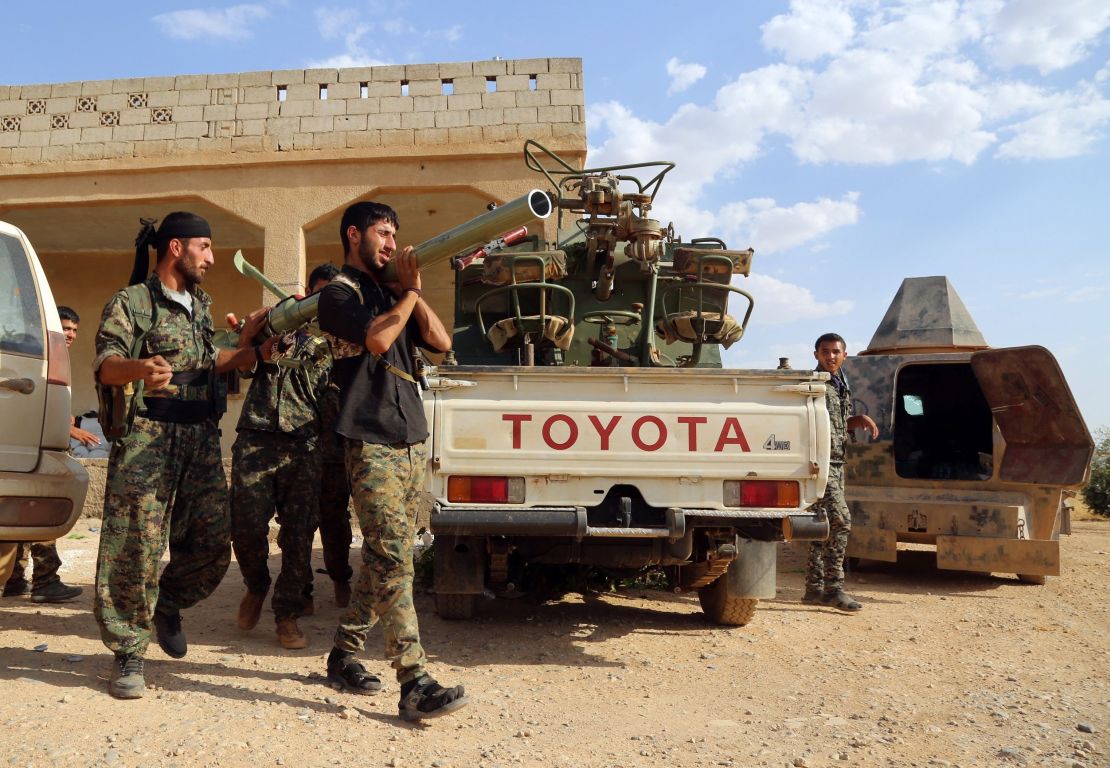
[806, 371, 853, 595]
[6, 542, 62, 590]
[93, 275, 230, 657]
[231, 331, 330, 620]
[333, 439, 428, 681]
[318, 265, 439, 685]
[306, 384, 354, 599]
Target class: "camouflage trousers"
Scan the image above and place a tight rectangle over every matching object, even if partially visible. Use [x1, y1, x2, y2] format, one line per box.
[304, 460, 353, 599]
[334, 439, 428, 684]
[95, 417, 231, 656]
[5, 541, 62, 589]
[231, 430, 320, 620]
[805, 463, 852, 594]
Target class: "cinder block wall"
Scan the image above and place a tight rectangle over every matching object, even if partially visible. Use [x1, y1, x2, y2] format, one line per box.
[0, 58, 584, 163]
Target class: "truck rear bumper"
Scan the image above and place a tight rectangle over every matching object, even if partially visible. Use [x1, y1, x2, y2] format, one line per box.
[430, 505, 828, 542]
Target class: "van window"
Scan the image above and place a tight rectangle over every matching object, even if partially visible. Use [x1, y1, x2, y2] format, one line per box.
[893, 363, 993, 481]
[0, 233, 45, 357]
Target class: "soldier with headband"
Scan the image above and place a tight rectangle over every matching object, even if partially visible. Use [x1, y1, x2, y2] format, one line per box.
[93, 212, 275, 699]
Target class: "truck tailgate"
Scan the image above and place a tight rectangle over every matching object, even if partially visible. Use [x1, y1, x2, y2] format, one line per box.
[428, 367, 829, 511]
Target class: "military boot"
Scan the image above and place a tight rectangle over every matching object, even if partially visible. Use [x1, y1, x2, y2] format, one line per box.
[276, 617, 307, 649]
[153, 609, 187, 658]
[237, 590, 266, 630]
[109, 653, 145, 699]
[2, 577, 29, 597]
[822, 590, 862, 612]
[801, 587, 824, 605]
[30, 581, 83, 603]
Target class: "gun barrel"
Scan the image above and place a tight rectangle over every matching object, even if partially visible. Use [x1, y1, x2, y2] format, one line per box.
[383, 189, 552, 281]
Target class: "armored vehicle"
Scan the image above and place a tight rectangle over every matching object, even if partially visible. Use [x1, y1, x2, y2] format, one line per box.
[423, 143, 832, 624]
[841, 276, 1093, 583]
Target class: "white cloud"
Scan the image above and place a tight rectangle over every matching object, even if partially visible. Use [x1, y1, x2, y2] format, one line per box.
[996, 91, 1110, 159]
[666, 57, 707, 95]
[153, 4, 269, 41]
[982, 0, 1110, 75]
[761, 0, 856, 62]
[719, 193, 862, 254]
[310, 7, 382, 68]
[738, 274, 855, 324]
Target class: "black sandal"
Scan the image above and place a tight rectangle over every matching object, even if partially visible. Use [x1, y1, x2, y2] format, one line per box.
[398, 676, 469, 721]
[326, 653, 382, 695]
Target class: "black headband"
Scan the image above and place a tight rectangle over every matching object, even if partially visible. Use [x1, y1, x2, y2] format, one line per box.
[158, 217, 212, 241]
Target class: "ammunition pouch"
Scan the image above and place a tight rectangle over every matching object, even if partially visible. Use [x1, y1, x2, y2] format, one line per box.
[96, 380, 140, 441]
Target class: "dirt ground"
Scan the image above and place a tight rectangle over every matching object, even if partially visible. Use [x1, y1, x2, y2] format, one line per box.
[1, 523, 1106, 768]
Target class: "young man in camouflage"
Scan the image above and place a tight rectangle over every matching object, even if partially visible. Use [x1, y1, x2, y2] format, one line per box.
[93, 212, 274, 699]
[316, 201, 468, 721]
[301, 263, 354, 612]
[4, 306, 94, 603]
[232, 269, 334, 649]
[803, 333, 878, 612]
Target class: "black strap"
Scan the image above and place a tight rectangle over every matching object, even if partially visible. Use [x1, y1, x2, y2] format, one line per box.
[170, 370, 208, 385]
[140, 398, 213, 424]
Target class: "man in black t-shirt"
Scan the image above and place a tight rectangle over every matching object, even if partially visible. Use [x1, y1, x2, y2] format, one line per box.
[316, 201, 469, 722]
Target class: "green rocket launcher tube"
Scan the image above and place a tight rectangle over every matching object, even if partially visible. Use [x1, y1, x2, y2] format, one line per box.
[381, 189, 552, 281]
[228, 189, 552, 342]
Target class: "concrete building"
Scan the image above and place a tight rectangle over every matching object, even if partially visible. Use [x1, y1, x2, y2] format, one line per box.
[0, 58, 586, 451]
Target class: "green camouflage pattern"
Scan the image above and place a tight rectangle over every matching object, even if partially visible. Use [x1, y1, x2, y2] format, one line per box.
[333, 440, 428, 684]
[93, 274, 217, 386]
[5, 541, 62, 589]
[805, 463, 851, 594]
[235, 330, 331, 438]
[825, 374, 853, 464]
[94, 417, 230, 656]
[805, 374, 853, 594]
[231, 429, 321, 620]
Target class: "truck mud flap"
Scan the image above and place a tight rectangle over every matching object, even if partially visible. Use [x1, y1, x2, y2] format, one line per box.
[722, 539, 777, 599]
[847, 527, 897, 562]
[935, 535, 1060, 576]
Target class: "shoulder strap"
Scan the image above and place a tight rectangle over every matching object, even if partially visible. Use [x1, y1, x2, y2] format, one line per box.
[124, 283, 156, 358]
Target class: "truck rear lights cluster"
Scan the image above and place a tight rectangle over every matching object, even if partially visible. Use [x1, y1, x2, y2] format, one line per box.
[447, 476, 525, 504]
[723, 480, 800, 508]
[46, 330, 71, 386]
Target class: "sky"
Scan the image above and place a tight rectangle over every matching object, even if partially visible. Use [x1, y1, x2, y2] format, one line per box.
[2, 0, 1108, 430]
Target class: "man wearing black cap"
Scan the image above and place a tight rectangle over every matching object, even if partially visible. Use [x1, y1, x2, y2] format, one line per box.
[92, 211, 275, 699]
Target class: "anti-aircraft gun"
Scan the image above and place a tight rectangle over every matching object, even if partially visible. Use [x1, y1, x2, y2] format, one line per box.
[423, 142, 834, 625]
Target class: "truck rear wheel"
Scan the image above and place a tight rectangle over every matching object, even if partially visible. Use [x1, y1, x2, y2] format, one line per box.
[697, 576, 758, 626]
[1017, 573, 1047, 585]
[435, 593, 477, 620]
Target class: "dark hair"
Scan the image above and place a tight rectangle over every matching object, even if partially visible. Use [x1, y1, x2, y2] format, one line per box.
[308, 262, 340, 286]
[57, 306, 79, 323]
[814, 332, 846, 351]
[340, 201, 399, 253]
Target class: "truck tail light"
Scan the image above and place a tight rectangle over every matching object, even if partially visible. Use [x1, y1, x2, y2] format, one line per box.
[46, 331, 71, 386]
[723, 480, 800, 508]
[447, 476, 525, 504]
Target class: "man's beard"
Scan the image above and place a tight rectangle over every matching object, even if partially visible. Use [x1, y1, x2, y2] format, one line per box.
[177, 259, 205, 289]
[358, 237, 385, 275]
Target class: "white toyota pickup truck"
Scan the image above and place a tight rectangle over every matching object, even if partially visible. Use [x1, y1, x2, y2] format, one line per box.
[421, 144, 831, 625]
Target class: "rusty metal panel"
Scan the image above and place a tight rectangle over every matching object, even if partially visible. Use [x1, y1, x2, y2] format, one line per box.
[847, 527, 897, 562]
[970, 346, 1093, 486]
[935, 535, 1060, 576]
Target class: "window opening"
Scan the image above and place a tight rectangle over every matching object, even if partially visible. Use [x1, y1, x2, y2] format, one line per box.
[277, 85, 287, 102]
[893, 363, 993, 481]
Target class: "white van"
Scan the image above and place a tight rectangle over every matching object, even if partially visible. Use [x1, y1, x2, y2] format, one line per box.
[0, 220, 89, 575]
